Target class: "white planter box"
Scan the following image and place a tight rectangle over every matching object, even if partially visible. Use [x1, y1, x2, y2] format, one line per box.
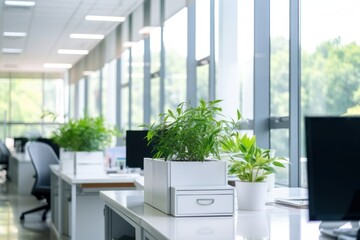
[60, 150, 104, 175]
[144, 158, 228, 214]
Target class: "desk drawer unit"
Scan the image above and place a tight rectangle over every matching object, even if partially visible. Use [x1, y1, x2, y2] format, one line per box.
[171, 186, 235, 217]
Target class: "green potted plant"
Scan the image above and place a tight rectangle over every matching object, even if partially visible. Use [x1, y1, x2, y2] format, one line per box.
[143, 99, 231, 214]
[51, 115, 118, 174]
[221, 132, 287, 210]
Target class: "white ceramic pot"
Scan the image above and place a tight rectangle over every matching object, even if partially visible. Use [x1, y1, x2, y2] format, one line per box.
[235, 181, 268, 211]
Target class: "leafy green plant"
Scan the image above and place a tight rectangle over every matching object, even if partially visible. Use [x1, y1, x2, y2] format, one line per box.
[145, 99, 227, 161]
[51, 115, 118, 152]
[221, 132, 287, 182]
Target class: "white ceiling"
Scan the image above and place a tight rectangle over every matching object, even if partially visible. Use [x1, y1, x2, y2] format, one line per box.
[0, 0, 143, 73]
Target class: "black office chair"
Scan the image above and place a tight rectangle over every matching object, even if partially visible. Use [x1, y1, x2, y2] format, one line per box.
[0, 140, 10, 171]
[20, 142, 59, 221]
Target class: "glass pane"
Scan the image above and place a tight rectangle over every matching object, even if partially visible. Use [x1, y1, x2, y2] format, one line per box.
[11, 78, 42, 122]
[238, 1, 254, 120]
[77, 78, 85, 118]
[88, 71, 101, 117]
[270, 129, 289, 186]
[150, 76, 160, 123]
[270, 0, 289, 117]
[270, 0, 289, 185]
[150, 27, 161, 120]
[131, 40, 144, 129]
[0, 78, 10, 121]
[102, 64, 109, 118]
[164, 8, 187, 110]
[69, 83, 76, 119]
[43, 78, 65, 122]
[196, 64, 209, 102]
[121, 50, 130, 131]
[196, 0, 210, 60]
[301, 0, 360, 186]
[10, 124, 42, 138]
[103, 60, 117, 125]
[150, 27, 161, 74]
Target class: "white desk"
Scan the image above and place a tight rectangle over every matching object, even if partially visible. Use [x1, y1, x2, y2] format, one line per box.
[100, 188, 329, 240]
[8, 152, 35, 194]
[50, 165, 140, 240]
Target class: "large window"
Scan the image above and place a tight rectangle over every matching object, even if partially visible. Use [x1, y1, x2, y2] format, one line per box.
[131, 40, 144, 129]
[163, 8, 187, 110]
[270, 0, 290, 185]
[120, 50, 130, 131]
[196, 0, 210, 102]
[0, 78, 10, 139]
[300, 0, 360, 186]
[87, 71, 101, 117]
[103, 60, 117, 126]
[150, 27, 161, 123]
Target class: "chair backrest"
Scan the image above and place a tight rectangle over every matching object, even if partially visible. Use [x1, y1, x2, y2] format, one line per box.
[27, 142, 59, 190]
[0, 141, 10, 165]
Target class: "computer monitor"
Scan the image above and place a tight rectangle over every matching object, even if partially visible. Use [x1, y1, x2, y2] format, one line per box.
[306, 116, 360, 221]
[126, 130, 155, 170]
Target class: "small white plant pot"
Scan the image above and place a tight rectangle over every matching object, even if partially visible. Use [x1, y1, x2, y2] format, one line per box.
[235, 181, 268, 211]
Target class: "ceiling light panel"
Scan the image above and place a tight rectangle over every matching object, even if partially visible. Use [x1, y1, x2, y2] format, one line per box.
[2, 48, 23, 54]
[57, 49, 89, 55]
[69, 34, 104, 40]
[85, 15, 125, 22]
[3, 32, 27, 37]
[4, 1, 35, 7]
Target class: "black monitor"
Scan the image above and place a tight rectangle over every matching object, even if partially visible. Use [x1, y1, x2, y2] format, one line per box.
[306, 116, 360, 221]
[126, 130, 155, 169]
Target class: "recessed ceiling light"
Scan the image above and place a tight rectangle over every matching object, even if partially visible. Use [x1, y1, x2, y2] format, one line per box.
[57, 49, 89, 55]
[69, 34, 104, 40]
[3, 32, 27, 37]
[85, 15, 125, 22]
[4, 1, 35, 7]
[43, 63, 72, 69]
[2, 48, 23, 54]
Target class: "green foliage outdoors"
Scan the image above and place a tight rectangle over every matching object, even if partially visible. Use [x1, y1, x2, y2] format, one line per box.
[221, 132, 287, 182]
[144, 99, 229, 161]
[51, 115, 118, 152]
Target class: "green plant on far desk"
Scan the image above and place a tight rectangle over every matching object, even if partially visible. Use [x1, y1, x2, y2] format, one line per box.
[51, 115, 118, 152]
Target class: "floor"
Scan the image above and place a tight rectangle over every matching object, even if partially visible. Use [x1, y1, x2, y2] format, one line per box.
[0, 170, 57, 240]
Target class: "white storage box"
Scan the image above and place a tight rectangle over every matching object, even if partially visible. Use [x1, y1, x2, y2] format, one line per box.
[171, 186, 235, 217]
[144, 158, 228, 214]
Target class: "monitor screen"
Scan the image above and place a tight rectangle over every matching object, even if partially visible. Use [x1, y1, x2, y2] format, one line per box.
[126, 130, 155, 169]
[306, 116, 360, 221]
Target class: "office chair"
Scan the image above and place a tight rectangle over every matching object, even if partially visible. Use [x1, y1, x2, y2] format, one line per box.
[20, 142, 59, 222]
[0, 140, 10, 172]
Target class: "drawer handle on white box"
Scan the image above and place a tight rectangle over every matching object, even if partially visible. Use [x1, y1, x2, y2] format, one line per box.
[196, 199, 215, 206]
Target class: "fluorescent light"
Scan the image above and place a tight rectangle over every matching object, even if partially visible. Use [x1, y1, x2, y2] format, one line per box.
[85, 15, 125, 22]
[69, 33, 104, 40]
[138, 26, 155, 35]
[3, 32, 27, 37]
[57, 49, 89, 55]
[43, 63, 72, 69]
[2, 48, 23, 54]
[4, 1, 35, 7]
[123, 41, 136, 48]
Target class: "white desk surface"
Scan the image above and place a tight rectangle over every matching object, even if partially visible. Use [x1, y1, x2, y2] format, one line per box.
[50, 165, 140, 184]
[100, 188, 327, 240]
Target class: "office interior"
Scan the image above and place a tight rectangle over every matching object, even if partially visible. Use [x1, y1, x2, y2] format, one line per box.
[0, 0, 359, 239]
